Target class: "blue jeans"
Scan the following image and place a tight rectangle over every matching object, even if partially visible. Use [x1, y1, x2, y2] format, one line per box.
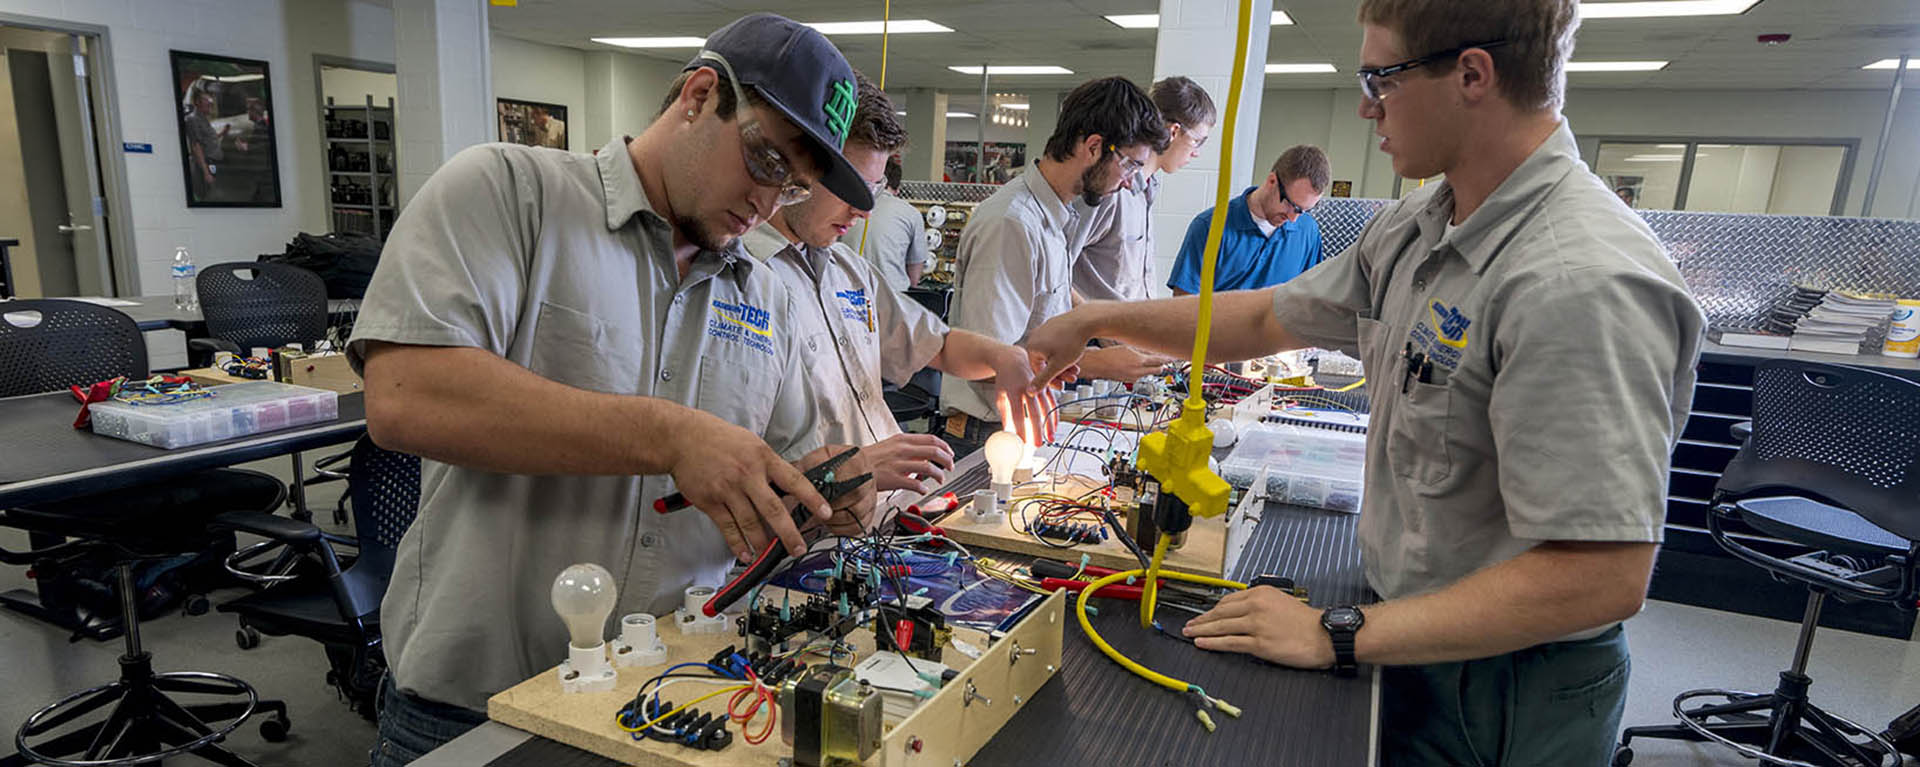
[368, 674, 487, 767]
[1381, 624, 1631, 766]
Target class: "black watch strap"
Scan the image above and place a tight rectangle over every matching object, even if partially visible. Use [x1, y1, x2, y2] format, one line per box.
[1321, 606, 1364, 677]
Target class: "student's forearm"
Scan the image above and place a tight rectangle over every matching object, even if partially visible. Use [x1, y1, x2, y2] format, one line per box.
[1356, 542, 1656, 665]
[906, 263, 924, 285]
[928, 329, 1008, 381]
[361, 342, 694, 475]
[1074, 289, 1304, 361]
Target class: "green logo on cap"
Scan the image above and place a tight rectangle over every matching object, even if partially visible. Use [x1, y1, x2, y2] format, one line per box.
[823, 78, 855, 147]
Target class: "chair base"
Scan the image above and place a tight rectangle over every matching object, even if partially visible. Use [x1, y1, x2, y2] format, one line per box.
[3, 651, 290, 767]
[1617, 683, 1899, 767]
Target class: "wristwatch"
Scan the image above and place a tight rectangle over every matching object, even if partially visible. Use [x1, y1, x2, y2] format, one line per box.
[1320, 606, 1365, 677]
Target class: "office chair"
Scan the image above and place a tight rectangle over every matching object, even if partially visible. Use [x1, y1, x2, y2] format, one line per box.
[1614, 360, 1918, 767]
[194, 261, 339, 522]
[213, 434, 421, 720]
[0, 299, 293, 766]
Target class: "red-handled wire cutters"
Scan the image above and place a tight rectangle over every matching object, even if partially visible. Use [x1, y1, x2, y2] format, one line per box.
[653, 447, 872, 617]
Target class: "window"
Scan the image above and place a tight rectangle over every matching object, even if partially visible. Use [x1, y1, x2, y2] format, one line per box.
[1592, 140, 1851, 215]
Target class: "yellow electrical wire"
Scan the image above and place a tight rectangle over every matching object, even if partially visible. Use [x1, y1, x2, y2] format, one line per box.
[1139, 533, 1171, 628]
[1073, 564, 1246, 700]
[854, 0, 892, 261]
[1179, 0, 1254, 410]
[614, 684, 753, 734]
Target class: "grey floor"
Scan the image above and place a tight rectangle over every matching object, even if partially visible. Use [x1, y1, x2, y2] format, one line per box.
[3, 455, 1918, 766]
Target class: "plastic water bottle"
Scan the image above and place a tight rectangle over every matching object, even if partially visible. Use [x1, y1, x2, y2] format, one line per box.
[171, 246, 198, 311]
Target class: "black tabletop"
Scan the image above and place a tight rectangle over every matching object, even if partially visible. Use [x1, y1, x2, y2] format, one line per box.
[0, 390, 366, 507]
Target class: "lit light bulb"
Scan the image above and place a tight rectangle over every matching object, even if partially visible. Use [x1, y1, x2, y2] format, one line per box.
[551, 562, 616, 650]
[984, 430, 1024, 503]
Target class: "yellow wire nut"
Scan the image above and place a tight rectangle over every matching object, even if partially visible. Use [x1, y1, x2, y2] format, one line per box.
[1211, 698, 1243, 718]
[1196, 709, 1218, 733]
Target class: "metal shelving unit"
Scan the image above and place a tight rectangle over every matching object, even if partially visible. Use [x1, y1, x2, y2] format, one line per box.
[322, 95, 398, 239]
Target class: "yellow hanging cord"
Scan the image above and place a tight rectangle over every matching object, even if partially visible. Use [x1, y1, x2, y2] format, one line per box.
[854, 0, 892, 261]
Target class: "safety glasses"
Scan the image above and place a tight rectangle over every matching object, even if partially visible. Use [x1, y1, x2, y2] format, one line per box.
[701, 51, 813, 206]
[1356, 39, 1509, 103]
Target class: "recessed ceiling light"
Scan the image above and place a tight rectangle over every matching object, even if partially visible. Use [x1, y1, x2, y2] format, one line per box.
[1002, 103, 1030, 110]
[1624, 154, 1685, 162]
[1103, 11, 1293, 29]
[806, 20, 952, 35]
[895, 110, 907, 116]
[946, 111, 977, 118]
[1266, 63, 1337, 74]
[1566, 60, 1669, 71]
[948, 66, 1074, 75]
[1578, 0, 1762, 19]
[591, 36, 705, 48]
[1864, 59, 1918, 70]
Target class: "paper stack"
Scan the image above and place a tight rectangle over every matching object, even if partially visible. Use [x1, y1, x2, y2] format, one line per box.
[1784, 289, 1897, 355]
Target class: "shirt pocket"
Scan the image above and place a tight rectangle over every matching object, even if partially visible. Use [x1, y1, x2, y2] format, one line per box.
[527, 300, 641, 394]
[695, 345, 780, 436]
[1390, 379, 1455, 487]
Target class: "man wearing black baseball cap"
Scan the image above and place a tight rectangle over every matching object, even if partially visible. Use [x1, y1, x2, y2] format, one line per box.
[351, 13, 876, 764]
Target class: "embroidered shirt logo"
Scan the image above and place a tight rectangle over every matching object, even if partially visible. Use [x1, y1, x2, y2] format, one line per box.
[708, 298, 777, 357]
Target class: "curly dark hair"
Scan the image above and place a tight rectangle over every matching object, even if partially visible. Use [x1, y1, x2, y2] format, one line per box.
[847, 71, 907, 154]
[1043, 76, 1169, 163]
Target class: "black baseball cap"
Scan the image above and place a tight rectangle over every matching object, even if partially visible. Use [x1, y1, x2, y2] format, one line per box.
[688, 14, 874, 211]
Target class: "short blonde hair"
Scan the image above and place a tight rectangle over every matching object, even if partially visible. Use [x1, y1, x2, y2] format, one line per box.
[1358, 0, 1578, 111]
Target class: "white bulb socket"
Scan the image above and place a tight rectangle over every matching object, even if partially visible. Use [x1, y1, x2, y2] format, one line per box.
[684, 585, 715, 616]
[557, 640, 617, 693]
[612, 613, 668, 668]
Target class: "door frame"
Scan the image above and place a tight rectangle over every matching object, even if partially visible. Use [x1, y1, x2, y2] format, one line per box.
[0, 11, 137, 296]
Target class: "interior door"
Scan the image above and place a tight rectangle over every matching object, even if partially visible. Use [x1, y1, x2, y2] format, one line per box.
[60, 33, 111, 295]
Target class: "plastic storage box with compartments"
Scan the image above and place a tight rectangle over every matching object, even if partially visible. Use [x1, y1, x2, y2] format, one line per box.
[1219, 423, 1367, 513]
[88, 381, 339, 449]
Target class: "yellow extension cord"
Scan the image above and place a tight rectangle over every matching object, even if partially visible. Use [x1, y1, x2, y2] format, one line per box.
[853, 0, 891, 261]
[1073, 554, 1247, 700]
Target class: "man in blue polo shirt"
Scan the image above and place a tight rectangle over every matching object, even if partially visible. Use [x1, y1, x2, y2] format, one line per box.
[1168, 144, 1330, 294]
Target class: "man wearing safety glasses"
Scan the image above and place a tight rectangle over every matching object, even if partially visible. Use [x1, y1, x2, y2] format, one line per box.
[1023, 1, 1704, 764]
[941, 76, 1177, 454]
[349, 14, 883, 764]
[1167, 144, 1330, 295]
[1071, 76, 1218, 304]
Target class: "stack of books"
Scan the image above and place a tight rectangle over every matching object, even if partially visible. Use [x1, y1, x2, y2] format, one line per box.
[1714, 287, 1898, 355]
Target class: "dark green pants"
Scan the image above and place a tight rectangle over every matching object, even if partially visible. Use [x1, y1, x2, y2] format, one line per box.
[1381, 625, 1630, 766]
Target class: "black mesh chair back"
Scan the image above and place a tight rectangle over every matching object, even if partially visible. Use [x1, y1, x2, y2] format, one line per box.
[196, 262, 328, 353]
[1718, 360, 1920, 542]
[0, 298, 147, 398]
[339, 435, 421, 619]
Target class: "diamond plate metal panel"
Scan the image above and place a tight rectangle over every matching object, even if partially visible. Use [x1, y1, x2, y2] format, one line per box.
[897, 180, 1000, 204]
[1307, 199, 1920, 330]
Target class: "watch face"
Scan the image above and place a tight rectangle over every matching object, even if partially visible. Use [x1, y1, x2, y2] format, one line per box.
[1323, 607, 1364, 632]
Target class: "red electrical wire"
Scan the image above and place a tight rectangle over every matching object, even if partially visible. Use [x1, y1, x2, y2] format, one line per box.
[728, 669, 778, 745]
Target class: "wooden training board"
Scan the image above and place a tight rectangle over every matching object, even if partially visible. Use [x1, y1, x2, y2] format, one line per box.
[937, 474, 1230, 579]
[182, 353, 362, 394]
[486, 591, 1066, 767]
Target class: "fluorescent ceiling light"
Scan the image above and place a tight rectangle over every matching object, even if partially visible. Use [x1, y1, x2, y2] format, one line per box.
[592, 36, 704, 48]
[895, 110, 907, 115]
[1578, 0, 1762, 18]
[806, 19, 951, 35]
[211, 74, 264, 83]
[1103, 11, 1294, 29]
[946, 111, 976, 118]
[948, 65, 1074, 75]
[1002, 103, 1030, 110]
[1624, 154, 1685, 161]
[1566, 60, 1669, 71]
[1657, 143, 1686, 148]
[1864, 59, 1919, 70]
[1266, 63, 1337, 74]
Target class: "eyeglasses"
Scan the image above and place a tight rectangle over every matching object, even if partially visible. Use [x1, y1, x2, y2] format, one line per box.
[701, 51, 812, 206]
[1356, 39, 1510, 103]
[1279, 186, 1316, 215]
[1108, 144, 1146, 175]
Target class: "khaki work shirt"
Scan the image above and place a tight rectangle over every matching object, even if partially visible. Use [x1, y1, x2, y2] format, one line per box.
[945, 166, 1079, 420]
[1071, 172, 1159, 302]
[746, 223, 948, 448]
[839, 191, 929, 293]
[347, 138, 821, 710]
[1271, 123, 1705, 627]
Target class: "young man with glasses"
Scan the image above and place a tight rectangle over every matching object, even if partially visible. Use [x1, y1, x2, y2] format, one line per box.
[1022, 1, 1704, 763]
[1166, 144, 1330, 295]
[839, 157, 930, 293]
[743, 74, 1056, 505]
[942, 76, 1175, 453]
[1071, 76, 1218, 303]
[349, 14, 881, 764]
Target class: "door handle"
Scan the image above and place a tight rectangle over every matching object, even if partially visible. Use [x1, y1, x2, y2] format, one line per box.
[57, 224, 94, 234]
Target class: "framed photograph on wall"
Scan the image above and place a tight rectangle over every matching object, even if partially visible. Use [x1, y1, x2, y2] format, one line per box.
[170, 50, 281, 208]
[498, 98, 567, 149]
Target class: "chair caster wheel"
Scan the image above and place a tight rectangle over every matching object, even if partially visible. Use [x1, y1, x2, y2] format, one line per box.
[259, 715, 291, 742]
[183, 594, 210, 616]
[236, 627, 261, 650]
[1611, 745, 1633, 766]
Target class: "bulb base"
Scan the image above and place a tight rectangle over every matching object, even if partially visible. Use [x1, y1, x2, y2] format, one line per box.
[557, 642, 617, 693]
[675, 606, 731, 635]
[972, 488, 1005, 523]
[611, 613, 669, 667]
